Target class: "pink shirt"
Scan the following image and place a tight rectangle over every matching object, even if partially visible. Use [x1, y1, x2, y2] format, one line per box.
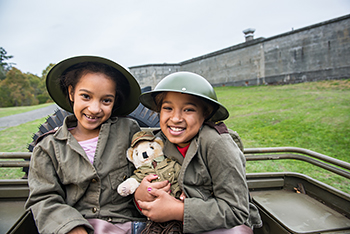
[78, 136, 98, 164]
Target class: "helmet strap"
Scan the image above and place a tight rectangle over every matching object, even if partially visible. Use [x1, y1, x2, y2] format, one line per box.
[205, 104, 219, 121]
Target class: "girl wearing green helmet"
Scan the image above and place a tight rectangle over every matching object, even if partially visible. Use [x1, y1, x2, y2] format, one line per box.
[25, 56, 145, 234]
[135, 72, 262, 233]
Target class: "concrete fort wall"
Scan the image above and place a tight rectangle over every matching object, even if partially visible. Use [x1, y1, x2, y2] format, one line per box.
[129, 14, 350, 88]
[129, 64, 180, 89]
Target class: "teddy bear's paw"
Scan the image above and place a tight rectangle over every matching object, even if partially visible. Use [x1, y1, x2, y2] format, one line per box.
[117, 185, 131, 197]
[117, 178, 140, 196]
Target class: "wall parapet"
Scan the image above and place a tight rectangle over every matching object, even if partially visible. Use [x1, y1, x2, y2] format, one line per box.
[129, 14, 350, 88]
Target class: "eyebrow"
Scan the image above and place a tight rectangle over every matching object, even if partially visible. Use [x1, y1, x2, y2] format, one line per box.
[162, 100, 199, 107]
[79, 89, 115, 98]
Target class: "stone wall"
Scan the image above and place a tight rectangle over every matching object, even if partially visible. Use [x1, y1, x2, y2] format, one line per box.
[130, 64, 180, 88]
[129, 14, 350, 88]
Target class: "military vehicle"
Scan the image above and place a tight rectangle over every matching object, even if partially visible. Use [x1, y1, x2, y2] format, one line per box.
[1, 87, 349, 233]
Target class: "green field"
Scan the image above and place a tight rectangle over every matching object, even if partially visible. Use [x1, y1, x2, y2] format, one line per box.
[0, 80, 349, 193]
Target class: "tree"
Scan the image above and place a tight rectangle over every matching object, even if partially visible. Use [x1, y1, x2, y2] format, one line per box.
[41, 63, 55, 78]
[38, 63, 55, 104]
[0, 47, 15, 80]
[0, 68, 37, 107]
[0, 54, 53, 107]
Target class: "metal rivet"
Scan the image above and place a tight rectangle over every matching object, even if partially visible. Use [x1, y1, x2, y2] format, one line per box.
[92, 207, 97, 213]
[182, 87, 186, 91]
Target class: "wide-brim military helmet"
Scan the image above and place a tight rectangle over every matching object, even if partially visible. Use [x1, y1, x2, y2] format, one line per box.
[139, 71, 229, 122]
[46, 55, 141, 117]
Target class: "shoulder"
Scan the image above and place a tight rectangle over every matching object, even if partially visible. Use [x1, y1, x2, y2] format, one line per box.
[110, 117, 141, 138]
[203, 121, 229, 134]
[109, 117, 140, 131]
[200, 122, 229, 141]
[198, 123, 243, 157]
[35, 127, 59, 146]
[112, 116, 139, 126]
[34, 115, 75, 147]
[200, 122, 244, 152]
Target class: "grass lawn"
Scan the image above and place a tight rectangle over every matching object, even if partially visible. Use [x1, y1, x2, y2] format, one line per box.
[0, 80, 349, 193]
[0, 117, 46, 179]
[218, 79, 350, 193]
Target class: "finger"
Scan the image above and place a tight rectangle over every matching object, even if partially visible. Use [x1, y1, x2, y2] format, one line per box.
[143, 174, 160, 183]
[135, 177, 158, 202]
[147, 186, 167, 198]
[137, 199, 151, 211]
[150, 180, 169, 190]
[161, 182, 171, 193]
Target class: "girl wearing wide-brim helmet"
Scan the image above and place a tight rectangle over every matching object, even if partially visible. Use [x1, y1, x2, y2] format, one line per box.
[136, 72, 262, 233]
[25, 56, 145, 234]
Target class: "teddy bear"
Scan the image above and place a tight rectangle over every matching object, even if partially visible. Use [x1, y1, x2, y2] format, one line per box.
[117, 130, 182, 199]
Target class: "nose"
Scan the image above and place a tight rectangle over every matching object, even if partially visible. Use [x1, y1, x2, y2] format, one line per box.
[142, 152, 148, 159]
[171, 110, 183, 122]
[88, 100, 101, 114]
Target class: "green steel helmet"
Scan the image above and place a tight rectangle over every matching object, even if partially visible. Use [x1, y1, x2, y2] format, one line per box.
[46, 55, 141, 117]
[139, 71, 229, 122]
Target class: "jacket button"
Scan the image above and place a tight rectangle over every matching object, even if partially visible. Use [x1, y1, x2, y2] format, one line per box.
[92, 179, 97, 183]
[92, 207, 97, 213]
[108, 217, 112, 222]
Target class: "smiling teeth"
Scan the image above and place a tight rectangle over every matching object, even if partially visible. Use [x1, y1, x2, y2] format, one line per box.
[170, 127, 184, 132]
[86, 115, 97, 119]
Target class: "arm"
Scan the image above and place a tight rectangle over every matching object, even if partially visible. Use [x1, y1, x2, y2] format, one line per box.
[25, 146, 93, 234]
[183, 134, 250, 232]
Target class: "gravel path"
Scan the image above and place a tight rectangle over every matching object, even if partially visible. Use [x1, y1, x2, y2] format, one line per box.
[0, 104, 59, 131]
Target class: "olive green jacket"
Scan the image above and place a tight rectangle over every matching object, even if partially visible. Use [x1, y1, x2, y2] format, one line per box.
[25, 115, 145, 234]
[158, 124, 262, 233]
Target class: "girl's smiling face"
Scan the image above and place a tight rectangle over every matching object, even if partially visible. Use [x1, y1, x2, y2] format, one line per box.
[159, 92, 206, 148]
[68, 72, 116, 139]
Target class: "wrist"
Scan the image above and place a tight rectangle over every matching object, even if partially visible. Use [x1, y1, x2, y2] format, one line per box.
[174, 201, 184, 221]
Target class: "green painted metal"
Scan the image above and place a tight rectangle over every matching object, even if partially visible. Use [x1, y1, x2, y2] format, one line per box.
[1, 147, 349, 233]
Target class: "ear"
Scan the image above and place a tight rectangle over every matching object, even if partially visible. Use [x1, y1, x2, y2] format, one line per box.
[154, 137, 164, 149]
[126, 148, 134, 162]
[68, 85, 74, 102]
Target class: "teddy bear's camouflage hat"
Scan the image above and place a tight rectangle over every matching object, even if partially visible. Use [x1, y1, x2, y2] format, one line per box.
[131, 131, 156, 147]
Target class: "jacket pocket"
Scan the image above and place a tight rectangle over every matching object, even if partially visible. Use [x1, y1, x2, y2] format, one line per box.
[109, 165, 130, 203]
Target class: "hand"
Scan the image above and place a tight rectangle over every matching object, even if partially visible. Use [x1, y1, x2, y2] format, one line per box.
[137, 187, 184, 222]
[134, 174, 170, 202]
[67, 226, 87, 234]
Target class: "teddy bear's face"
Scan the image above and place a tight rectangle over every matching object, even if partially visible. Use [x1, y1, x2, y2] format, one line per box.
[127, 138, 164, 169]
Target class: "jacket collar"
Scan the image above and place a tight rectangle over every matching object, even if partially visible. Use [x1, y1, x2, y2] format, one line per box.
[160, 127, 201, 166]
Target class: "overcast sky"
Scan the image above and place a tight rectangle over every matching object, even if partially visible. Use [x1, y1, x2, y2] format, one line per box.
[1, 0, 349, 76]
